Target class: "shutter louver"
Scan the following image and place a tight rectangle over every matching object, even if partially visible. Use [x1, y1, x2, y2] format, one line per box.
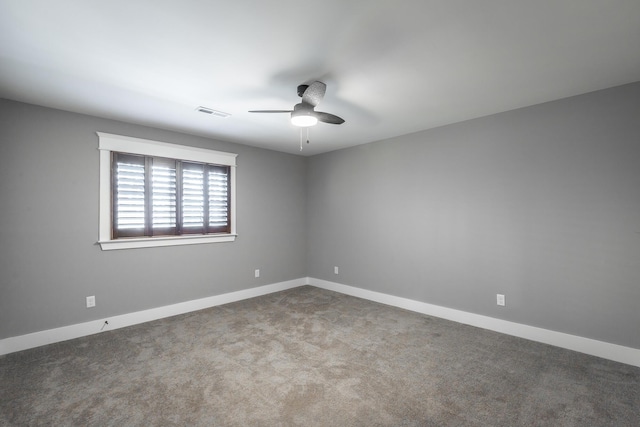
[114, 155, 145, 235]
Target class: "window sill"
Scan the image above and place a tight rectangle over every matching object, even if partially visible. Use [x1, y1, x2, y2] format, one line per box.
[98, 234, 237, 251]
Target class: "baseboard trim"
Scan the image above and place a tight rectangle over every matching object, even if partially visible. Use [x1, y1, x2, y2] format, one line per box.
[309, 278, 640, 368]
[4, 277, 638, 368]
[0, 278, 305, 356]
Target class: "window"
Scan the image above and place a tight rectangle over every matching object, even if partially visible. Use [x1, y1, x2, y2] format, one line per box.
[112, 153, 231, 238]
[98, 133, 237, 250]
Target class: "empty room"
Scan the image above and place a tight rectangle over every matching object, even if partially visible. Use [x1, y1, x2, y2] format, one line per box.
[1, 1, 639, 425]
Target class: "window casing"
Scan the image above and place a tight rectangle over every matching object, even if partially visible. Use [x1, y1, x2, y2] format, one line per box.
[98, 133, 237, 250]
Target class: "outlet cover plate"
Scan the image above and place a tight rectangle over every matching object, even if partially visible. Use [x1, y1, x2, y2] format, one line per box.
[496, 294, 506, 306]
[86, 295, 96, 308]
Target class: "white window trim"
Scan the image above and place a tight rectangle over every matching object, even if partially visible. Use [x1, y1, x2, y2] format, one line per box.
[97, 132, 237, 250]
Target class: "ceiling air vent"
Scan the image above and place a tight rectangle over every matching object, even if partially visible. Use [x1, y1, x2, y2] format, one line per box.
[196, 106, 231, 118]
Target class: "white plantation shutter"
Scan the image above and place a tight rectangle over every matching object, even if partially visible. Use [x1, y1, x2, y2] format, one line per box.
[182, 163, 205, 230]
[151, 158, 177, 230]
[209, 165, 230, 230]
[114, 154, 146, 236]
[111, 152, 231, 238]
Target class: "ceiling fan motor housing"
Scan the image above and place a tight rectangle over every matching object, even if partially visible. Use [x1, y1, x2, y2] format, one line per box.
[293, 102, 312, 113]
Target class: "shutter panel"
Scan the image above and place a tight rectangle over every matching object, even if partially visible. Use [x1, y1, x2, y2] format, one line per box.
[151, 157, 177, 233]
[182, 162, 204, 232]
[208, 165, 230, 232]
[113, 153, 145, 237]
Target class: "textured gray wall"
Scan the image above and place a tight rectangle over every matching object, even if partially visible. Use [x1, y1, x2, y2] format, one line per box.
[307, 82, 640, 349]
[0, 99, 307, 339]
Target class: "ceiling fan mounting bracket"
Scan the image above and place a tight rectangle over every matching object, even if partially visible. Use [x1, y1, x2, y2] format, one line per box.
[297, 85, 309, 97]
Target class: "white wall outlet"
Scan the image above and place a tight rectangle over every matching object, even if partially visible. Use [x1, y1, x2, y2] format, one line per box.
[86, 295, 96, 308]
[334, 266, 339, 275]
[497, 294, 506, 306]
[254, 269, 260, 278]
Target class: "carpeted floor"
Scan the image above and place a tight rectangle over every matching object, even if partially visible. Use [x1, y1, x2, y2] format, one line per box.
[1, 286, 638, 426]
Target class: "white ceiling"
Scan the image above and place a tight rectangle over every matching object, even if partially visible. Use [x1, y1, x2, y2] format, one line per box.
[1, 1, 639, 156]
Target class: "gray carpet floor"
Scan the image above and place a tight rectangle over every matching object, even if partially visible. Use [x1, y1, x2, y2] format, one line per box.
[1, 286, 639, 426]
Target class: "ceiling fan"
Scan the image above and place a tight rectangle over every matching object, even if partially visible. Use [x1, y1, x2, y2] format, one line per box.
[249, 81, 345, 127]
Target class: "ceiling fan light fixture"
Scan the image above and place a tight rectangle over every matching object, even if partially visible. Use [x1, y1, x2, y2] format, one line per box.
[291, 113, 318, 127]
[291, 104, 318, 127]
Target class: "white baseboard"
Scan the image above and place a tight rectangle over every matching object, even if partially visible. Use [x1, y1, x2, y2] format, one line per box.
[3, 277, 639, 368]
[309, 278, 640, 368]
[0, 278, 305, 356]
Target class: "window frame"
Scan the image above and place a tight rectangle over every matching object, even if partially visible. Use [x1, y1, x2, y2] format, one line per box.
[98, 132, 237, 251]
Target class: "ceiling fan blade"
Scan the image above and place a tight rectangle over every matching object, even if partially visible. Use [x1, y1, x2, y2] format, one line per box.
[302, 81, 326, 107]
[315, 111, 345, 125]
[248, 110, 292, 113]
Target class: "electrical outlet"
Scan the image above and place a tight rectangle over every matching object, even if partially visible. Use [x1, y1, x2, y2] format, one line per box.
[496, 294, 506, 306]
[334, 266, 339, 275]
[254, 269, 260, 278]
[86, 295, 96, 308]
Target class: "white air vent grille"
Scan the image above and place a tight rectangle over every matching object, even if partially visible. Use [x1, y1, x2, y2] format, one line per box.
[196, 106, 231, 118]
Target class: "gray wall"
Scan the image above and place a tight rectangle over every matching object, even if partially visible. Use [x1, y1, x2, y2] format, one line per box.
[2, 82, 639, 350]
[307, 82, 640, 349]
[0, 99, 307, 339]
